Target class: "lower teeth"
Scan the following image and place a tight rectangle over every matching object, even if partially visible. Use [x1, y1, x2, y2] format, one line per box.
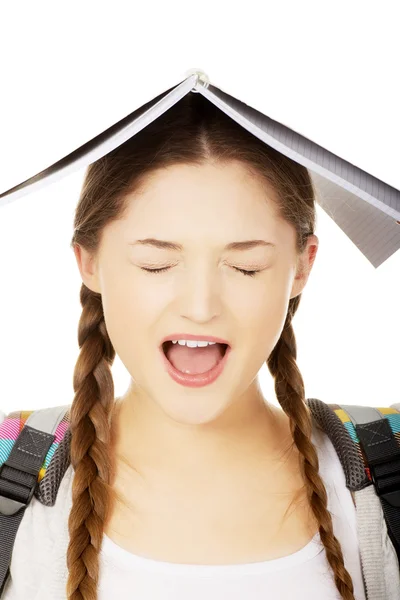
[175, 365, 212, 375]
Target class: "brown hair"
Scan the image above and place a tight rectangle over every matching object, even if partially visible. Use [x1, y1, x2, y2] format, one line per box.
[68, 91, 355, 599]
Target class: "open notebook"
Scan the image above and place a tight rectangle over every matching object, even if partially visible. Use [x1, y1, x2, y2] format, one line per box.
[0, 70, 399, 268]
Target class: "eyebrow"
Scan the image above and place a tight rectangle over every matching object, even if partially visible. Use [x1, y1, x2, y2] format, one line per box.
[130, 238, 276, 251]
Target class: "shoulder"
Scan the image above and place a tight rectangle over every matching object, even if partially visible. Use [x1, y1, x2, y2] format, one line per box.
[4, 464, 73, 599]
[0, 404, 73, 598]
[0, 402, 72, 597]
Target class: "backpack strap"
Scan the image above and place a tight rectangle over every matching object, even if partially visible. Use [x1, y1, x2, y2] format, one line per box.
[0, 405, 71, 596]
[307, 398, 400, 600]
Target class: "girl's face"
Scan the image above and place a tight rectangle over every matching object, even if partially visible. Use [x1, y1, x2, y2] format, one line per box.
[75, 161, 318, 430]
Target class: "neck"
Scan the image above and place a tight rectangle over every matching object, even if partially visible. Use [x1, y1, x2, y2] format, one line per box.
[110, 382, 294, 478]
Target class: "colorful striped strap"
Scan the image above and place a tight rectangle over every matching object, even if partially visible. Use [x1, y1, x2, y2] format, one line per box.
[0, 407, 71, 484]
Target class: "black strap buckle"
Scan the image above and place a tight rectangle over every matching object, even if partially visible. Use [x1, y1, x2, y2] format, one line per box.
[369, 456, 400, 508]
[0, 461, 38, 516]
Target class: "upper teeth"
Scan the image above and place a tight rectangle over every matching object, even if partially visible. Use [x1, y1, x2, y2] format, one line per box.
[171, 340, 217, 347]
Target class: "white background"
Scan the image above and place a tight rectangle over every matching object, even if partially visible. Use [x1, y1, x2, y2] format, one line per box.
[0, 0, 399, 414]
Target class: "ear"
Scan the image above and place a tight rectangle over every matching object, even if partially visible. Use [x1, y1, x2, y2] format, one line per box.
[290, 234, 319, 299]
[73, 244, 102, 294]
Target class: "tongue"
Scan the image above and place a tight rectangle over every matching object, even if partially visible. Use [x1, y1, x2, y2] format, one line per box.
[166, 343, 225, 374]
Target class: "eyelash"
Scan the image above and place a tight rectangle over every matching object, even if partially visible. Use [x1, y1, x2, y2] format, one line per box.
[140, 266, 260, 278]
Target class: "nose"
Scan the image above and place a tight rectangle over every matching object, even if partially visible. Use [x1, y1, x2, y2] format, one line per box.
[178, 266, 222, 324]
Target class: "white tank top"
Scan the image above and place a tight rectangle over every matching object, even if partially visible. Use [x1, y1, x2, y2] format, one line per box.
[97, 423, 367, 600]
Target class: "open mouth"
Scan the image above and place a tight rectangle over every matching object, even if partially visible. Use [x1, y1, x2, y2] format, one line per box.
[161, 341, 229, 375]
[159, 340, 232, 386]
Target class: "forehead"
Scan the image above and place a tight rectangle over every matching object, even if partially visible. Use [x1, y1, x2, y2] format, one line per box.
[136, 161, 275, 198]
[106, 161, 295, 249]
[126, 162, 281, 219]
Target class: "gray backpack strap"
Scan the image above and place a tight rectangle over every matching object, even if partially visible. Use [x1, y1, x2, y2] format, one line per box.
[0, 405, 69, 596]
[340, 404, 400, 600]
[307, 398, 400, 600]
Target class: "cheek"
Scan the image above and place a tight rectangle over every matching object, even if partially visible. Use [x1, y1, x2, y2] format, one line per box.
[100, 278, 153, 359]
[100, 270, 173, 368]
[236, 278, 291, 353]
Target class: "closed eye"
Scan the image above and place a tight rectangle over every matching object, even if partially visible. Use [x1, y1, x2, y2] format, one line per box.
[140, 266, 261, 277]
